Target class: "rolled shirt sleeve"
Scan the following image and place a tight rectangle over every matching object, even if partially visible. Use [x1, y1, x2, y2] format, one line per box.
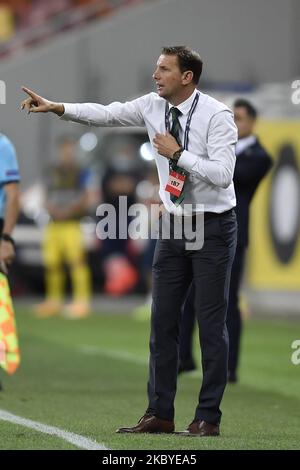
[178, 110, 237, 189]
[60, 95, 150, 127]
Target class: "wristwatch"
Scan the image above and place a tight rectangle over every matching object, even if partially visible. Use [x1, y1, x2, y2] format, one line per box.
[1, 233, 16, 249]
[172, 147, 183, 162]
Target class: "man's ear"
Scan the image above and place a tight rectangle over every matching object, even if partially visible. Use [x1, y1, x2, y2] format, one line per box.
[182, 70, 194, 85]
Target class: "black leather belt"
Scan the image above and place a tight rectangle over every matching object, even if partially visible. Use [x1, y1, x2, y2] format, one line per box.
[201, 208, 234, 221]
[168, 208, 234, 222]
[164, 209, 235, 224]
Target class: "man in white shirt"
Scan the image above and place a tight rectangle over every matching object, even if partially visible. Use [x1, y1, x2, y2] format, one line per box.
[21, 46, 238, 437]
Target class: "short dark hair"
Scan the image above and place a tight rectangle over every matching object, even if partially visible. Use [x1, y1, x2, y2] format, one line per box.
[234, 99, 258, 119]
[162, 46, 203, 84]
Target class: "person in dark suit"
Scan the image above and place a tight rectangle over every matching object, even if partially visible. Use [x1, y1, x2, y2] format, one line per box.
[179, 99, 273, 383]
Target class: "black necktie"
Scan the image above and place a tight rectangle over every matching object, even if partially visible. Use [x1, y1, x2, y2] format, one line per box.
[169, 107, 186, 205]
[170, 107, 182, 146]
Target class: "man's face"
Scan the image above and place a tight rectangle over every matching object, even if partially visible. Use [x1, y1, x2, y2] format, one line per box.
[234, 106, 256, 139]
[153, 54, 186, 100]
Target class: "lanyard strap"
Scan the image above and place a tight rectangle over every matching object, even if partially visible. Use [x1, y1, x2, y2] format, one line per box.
[165, 92, 200, 151]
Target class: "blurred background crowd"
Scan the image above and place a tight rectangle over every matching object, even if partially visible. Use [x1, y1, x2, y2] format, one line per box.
[0, 0, 142, 58]
[15, 129, 160, 312]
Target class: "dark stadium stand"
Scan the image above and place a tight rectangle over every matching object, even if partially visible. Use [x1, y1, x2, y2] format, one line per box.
[0, 0, 146, 59]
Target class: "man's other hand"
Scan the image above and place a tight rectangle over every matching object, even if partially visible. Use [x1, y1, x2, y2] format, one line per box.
[153, 133, 181, 159]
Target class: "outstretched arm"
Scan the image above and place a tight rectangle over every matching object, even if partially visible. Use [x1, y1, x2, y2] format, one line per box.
[20, 87, 148, 127]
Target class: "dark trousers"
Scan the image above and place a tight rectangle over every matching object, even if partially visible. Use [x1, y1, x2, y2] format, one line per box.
[226, 244, 246, 375]
[179, 282, 196, 365]
[179, 243, 246, 378]
[146, 210, 237, 425]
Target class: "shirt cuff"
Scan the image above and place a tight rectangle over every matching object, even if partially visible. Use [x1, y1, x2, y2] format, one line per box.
[178, 150, 204, 175]
[59, 103, 78, 120]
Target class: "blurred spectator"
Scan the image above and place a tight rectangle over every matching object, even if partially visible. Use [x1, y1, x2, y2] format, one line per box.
[0, 4, 15, 42]
[99, 144, 140, 296]
[34, 135, 96, 319]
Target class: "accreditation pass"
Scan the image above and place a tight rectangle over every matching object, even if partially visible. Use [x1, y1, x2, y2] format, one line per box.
[165, 170, 186, 197]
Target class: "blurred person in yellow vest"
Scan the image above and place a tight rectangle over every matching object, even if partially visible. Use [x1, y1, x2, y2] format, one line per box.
[34, 135, 94, 319]
[0, 4, 15, 42]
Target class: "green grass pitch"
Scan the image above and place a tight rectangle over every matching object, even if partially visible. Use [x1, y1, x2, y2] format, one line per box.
[0, 308, 299, 450]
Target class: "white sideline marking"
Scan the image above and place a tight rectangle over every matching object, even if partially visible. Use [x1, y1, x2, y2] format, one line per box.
[79, 345, 202, 379]
[0, 409, 109, 450]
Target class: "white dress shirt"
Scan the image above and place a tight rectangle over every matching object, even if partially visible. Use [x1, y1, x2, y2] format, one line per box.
[61, 89, 237, 214]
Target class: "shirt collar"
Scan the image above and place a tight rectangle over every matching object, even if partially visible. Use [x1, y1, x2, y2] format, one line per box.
[168, 88, 198, 116]
[235, 135, 256, 156]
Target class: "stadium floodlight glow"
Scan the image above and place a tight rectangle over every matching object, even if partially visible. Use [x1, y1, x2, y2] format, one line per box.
[139, 142, 154, 161]
[79, 132, 98, 152]
[136, 180, 155, 200]
[271, 166, 300, 243]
